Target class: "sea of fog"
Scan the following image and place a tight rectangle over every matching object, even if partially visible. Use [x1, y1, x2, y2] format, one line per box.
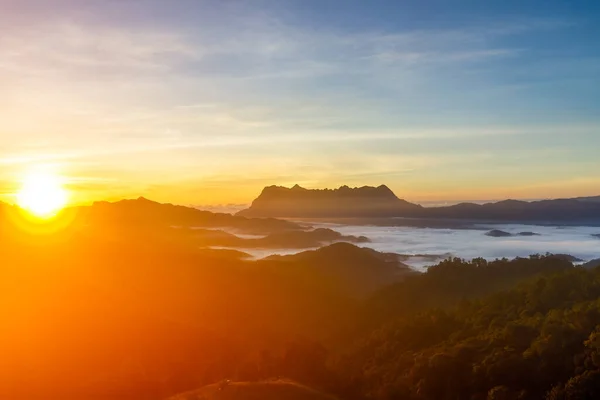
[222, 223, 600, 271]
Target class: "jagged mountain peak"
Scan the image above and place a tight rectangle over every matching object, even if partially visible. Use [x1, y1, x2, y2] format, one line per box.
[239, 184, 420, 218]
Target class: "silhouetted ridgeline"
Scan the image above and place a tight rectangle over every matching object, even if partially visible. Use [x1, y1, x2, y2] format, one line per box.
[238, 185, 600, 223]
[576, 195, 600, 203]
[261, 242, 415, 297]
[237, 184, 422, 218]
[80, 199, 369, 249]
[82, 197, 301, 234]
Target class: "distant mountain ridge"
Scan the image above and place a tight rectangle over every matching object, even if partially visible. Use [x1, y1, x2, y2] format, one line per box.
[238, 185, 600, 223]
[575, 195, 600, 203]
[237, 184, 422, 218]
[82, 196, 301, 234]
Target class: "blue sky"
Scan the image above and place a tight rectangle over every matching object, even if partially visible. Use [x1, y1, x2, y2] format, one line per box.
[0, 0, 599, 204]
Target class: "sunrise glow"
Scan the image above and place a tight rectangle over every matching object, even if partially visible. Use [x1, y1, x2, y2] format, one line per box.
[16, 168, 68, 218]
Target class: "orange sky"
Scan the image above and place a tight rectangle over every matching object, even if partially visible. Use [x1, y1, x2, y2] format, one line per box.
[1, 2, 599, 206]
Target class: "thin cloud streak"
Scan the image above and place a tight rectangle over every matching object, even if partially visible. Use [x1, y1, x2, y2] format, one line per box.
[1, 124, 598, 166]
[0, 1, 597, 204]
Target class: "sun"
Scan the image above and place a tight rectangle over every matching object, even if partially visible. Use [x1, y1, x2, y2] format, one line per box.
[16, 169, 69, 218]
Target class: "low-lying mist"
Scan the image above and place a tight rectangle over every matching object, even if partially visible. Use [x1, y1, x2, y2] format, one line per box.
[218, 223, 600, 270]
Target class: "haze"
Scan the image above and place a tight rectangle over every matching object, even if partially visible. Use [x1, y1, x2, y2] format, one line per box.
[1, 0, 599, 206]
[4, 2, 600, 400]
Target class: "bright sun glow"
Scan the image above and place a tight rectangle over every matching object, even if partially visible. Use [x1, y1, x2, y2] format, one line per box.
[17, 169, 68, 218]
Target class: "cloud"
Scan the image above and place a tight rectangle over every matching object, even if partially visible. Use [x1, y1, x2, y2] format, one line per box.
[370, 48, 520, 65]
[1, 119, 598, 168]
[0, 3, 594, 204]
[0, 23, 197, 80]
[0, 10, 567, 85]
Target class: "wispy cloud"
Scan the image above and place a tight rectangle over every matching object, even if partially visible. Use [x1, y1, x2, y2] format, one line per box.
[0, 1, 596, 204]
[0, 23, 197, 79]
[0, 12, 566, 83]
[370, 48, 520, 65]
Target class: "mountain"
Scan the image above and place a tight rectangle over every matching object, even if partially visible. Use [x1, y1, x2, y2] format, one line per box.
[79, 197, 302, 234]
[424, 198, 600, 222]
[582, 258, 600, 269]
[237, 184, 422, 218]
[2, 197, 303, 235]
[575, 195, 600, 203]
[238, 185, 600, 223]
[244, 228, 369, 248]
[1, 210, 589, 399]
[188, 227, 369, 249]
[261, 243, 415, 297]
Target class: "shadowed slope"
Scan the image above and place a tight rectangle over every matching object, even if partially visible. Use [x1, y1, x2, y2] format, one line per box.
[261, 243, 415, 297]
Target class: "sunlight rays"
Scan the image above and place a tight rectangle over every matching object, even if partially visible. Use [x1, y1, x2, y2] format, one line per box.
[16, 167, 69, 218]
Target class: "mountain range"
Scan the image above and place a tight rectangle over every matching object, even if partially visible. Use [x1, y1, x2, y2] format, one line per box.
[237, 184, 421, 218]
[238, 185, 600, 224]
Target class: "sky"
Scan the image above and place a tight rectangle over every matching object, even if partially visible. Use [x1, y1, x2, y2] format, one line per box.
[0, 0, 599, 205]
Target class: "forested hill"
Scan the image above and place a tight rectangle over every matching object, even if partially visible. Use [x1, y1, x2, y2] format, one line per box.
[341, 262, 600, 400]
[3, 206, 600, 400]
[164, 255, 600, 400]
[1, 196, 302, 235]
[238, 185, 600, 223]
